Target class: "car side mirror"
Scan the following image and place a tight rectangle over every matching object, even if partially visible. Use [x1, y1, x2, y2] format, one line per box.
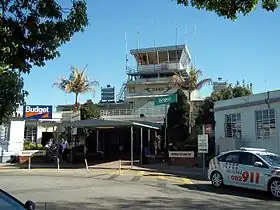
[25, 200, 35, 210]
[254, 161, 263, 167]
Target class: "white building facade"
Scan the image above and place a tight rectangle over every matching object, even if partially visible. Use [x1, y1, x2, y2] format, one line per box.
[214, 90, 280, 155]
[0, 108, 72, 163]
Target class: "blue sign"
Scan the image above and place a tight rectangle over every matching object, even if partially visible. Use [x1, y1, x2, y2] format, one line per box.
[23, 105, 53, 119]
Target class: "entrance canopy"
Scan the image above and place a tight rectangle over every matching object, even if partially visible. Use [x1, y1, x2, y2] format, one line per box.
[63, 119, 161, 130]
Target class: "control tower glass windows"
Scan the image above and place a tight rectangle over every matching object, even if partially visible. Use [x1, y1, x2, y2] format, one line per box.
[169, 50, 182, 63]
[137, 53, 148, 65]
[147, 52, 158, 65]
[180, 50, 189, 69]
[158, 51, 169, 64]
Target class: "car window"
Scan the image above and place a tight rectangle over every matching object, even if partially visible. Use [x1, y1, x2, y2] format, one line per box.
[0, 190, 26, 210]
[257, 153, 280, 167]
[223, 152, 240, 163]
[240, 152, 263, 166]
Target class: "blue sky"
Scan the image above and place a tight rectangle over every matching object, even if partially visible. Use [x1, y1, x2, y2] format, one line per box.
[23, 0, 280, 106]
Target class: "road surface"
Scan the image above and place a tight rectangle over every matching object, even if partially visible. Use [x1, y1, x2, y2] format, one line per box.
[1, 169, 279, 209]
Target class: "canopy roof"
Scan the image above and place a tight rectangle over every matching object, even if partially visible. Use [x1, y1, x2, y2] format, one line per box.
[63, 119, 161, 130]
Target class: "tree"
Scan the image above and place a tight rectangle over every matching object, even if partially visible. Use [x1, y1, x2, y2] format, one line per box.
[174, 0, 278, 20]
[53, 66, 99, 107]
[196, 81, 253, 127]
[0, 0, 88, 73]
[0, 70, 28, 124]
[167, 66, 211, 137]
[167, 89, 189, 150]
[80, 100, 100, 120]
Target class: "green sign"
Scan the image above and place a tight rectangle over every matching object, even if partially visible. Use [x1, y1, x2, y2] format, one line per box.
[154, 93, 177, 106]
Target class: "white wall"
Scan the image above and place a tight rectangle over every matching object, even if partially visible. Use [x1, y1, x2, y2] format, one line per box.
[8, 120, 25, 155]
[214, 90, 280, 155]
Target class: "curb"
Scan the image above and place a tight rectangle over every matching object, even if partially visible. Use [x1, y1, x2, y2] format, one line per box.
[0, 166, 208, 180]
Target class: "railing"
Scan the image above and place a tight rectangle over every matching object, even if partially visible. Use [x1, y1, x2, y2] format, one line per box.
[126, 77, 169, 84]
[126, 63, 185, 74]
[137, 63, 182, 72]
[100, 107, 166, 116]
[61, 111, 75, 122]
[125, 92, 169, 97]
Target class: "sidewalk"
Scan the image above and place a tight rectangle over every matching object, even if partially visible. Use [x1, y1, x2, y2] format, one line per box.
[0, 162, 208, 180]
[0, 162, 85, 169]
[132, 164, 208, 180]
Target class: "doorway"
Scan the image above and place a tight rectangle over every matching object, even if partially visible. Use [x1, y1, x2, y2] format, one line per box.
[41, 132, 53, 146]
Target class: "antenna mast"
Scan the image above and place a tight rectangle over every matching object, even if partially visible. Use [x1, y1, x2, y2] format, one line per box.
[185, 24, 188, 46]
[125, 32, 128, 70]
[175, 23, 178, 46]
[137, 26, 140, 50]
[175, 23, 179, 70]
[153, 20, 157, 71]
[193, 24, 197, 66]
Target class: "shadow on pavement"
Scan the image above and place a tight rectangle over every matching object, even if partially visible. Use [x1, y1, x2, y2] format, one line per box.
[177, 183, 277, 201]
[134, 164, 207, 181]
[34, 195, 279, 210]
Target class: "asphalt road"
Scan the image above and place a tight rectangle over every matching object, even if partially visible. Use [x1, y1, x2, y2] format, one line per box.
[1, 170, 280, 210]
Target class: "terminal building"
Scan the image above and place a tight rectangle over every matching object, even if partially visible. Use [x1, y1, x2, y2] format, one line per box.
[214, 89, 280, 155]
[0, 43, 208, 163]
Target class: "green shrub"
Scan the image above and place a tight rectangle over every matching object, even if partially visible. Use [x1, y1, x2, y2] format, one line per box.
[23, 141, 44, 150]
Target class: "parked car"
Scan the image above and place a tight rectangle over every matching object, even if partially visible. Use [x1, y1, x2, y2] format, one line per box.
[208, 147, 280, 198]
[0, 189, 35, 209]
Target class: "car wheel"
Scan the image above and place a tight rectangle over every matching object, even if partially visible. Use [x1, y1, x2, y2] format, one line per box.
[269, 179, 280, 199]
[211, 171, 223, 188]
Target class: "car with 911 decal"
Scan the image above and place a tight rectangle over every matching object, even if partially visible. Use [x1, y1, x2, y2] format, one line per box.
[208, 147, 280, 198]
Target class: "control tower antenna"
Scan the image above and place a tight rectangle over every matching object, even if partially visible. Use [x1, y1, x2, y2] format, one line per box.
[185, 24, 188, 46]
[125, 32, 128, 71]
[175, 22, 178, 46]
[193, 24, 197, 67]
[153, 20, 157, 72]
[136, 26, 140, 50]
[175, 22, 179, 70]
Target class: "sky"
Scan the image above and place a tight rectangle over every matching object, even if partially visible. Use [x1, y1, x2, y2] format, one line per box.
[23, 0, 280, 106]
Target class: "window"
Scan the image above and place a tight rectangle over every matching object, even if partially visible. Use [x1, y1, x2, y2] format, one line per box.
[0, 190, 26, 210]
[239, 152, 264, 166]
[147, 52, 158, 65]
[128, 87, 135, 93]
[223, 152, 240, 163]
[258, 153, 280, 167]
[158, 51, 169, 63]
[24, 126, 37, 142]
[225, 113, 242, 138]
[0, 125, 9, 142]
[255, 109, 276, 139]
[168, 50, 182, 63]
[137, 53, 148, 65]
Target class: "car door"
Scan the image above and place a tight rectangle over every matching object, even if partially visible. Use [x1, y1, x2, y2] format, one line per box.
[238, 152, 268, 190]
[220, 152, 242, 186]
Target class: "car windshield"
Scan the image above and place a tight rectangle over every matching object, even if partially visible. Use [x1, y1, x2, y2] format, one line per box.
[258, 153, 280, 167]
[0, 190, 26, 210]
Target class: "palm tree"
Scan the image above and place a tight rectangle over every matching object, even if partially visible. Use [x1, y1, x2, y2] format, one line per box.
[167, 65, 212, 139]
[53, 66, 99, 108]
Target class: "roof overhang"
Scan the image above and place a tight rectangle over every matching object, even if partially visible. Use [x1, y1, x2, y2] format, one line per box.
[62, 119, 161, 130]
[130, 44, 186, 54]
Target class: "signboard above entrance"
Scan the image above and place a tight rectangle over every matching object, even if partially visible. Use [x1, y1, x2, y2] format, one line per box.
[168, 151, 194, 158]
[154, 93, 177, 106]
[23, 105, 52, 119]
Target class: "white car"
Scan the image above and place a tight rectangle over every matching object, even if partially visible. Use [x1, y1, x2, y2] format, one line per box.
[208, 147, 280, 198]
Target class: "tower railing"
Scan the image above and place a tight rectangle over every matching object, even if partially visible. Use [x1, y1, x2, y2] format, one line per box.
[100, 107, 166, 116]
